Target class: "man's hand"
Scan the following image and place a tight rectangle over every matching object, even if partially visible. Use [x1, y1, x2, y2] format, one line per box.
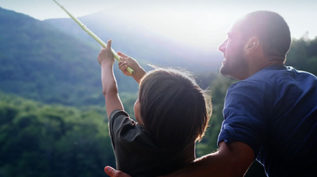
[98, 40, 115, 66]
[104, 166, 131, 177]
[117, 52, 146, 84]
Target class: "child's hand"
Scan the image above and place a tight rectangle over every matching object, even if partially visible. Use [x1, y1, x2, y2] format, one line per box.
[98, 40, 114, 66]
[117, 52, 146, 84]
[118, 52, 140, 76]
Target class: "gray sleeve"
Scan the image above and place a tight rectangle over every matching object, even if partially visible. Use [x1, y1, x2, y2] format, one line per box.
[109, 110, 138, 149]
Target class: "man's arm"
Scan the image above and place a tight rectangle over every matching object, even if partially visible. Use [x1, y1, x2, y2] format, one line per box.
[164, 142, 255, 177]
[98, 40, 124, 118]
[104, 141, 255, 177]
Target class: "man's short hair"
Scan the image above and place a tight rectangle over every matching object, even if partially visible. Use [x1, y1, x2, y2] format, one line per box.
[240, 11, 291, 61]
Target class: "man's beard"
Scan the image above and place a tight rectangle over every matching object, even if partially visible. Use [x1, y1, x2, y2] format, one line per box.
[220, 54, 248, 80]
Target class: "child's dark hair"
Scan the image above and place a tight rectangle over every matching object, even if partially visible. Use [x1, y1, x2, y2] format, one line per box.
[139, 68, 211, 148]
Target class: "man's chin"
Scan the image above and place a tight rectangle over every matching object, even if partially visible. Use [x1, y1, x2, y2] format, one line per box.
[220, 65, 247, 80]
[220, 64, 237, 79]
[220, 64, 230, 76]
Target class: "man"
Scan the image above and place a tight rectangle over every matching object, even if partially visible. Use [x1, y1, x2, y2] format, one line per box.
[105, 11, 317, 177]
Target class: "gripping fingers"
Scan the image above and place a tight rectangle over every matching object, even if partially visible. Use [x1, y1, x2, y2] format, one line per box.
[122, 65, 128, 71]
[119, 62, 128, 71]
[117, 52, 130, 62]
[117, 52, 128, 58]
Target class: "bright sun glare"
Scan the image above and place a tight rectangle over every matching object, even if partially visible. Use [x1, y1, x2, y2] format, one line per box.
[1, 0, 316, 52]
[110, 7, 237, 52]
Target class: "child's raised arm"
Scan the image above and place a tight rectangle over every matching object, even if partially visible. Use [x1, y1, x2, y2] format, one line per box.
[98, 40, 124, 118]
[117, 52, 146, 84]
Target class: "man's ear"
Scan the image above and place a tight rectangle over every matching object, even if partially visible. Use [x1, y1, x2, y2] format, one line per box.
[245, 36, 259, 49]
[244, 36, 260, 54]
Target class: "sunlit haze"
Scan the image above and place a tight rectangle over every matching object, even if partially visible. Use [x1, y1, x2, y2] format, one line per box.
[1, 0, 316, 51]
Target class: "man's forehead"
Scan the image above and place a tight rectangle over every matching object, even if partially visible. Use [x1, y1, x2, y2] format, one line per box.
[227, 27, 240, 37]
[227, 18, 246, 37]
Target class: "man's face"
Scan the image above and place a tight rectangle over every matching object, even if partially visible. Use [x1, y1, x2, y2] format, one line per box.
[218, 23, 248, 79]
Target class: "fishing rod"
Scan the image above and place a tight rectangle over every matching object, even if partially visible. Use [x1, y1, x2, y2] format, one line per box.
[52, 0, 134, 74]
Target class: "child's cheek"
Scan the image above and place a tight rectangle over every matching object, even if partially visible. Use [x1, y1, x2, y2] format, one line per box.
[134, 99, 143, 124]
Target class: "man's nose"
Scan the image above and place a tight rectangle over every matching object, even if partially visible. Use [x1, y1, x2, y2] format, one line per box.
[218, 40, 227, 53]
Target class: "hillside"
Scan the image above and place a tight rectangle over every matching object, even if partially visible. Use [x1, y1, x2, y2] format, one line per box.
[0, 7, 138, 106]
[0, 7, 223, 106]
[44, 11, 222, 72]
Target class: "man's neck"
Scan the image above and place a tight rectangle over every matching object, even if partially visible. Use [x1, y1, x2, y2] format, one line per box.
[247, 57, 284, 79]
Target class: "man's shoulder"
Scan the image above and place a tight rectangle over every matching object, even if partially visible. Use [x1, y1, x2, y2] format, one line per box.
[248, 65, 286, 81]
[251, 65, 317, 81]
[228, 78, 267, 93]
[227, 66, 289, 97]
[232, 65, 316, 90]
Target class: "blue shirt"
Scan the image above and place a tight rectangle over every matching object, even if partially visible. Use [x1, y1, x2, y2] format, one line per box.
[218, 65, 317, 177]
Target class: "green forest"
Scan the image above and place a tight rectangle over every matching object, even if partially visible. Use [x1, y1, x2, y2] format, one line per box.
[1, 6, 317, 177]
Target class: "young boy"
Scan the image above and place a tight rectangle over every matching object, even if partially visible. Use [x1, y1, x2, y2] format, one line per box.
[98, 40, 211, 177]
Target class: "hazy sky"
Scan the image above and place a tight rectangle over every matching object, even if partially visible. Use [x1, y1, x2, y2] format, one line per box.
[0, 0, 316, 51]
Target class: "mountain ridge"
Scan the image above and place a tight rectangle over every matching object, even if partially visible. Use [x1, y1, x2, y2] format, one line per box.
[0, 6, 220, 106]
[44, 10, 222, 72]
[0, 7, 138, 106]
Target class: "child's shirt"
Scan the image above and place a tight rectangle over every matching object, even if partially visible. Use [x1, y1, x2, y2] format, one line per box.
[109, 110, 193, 177]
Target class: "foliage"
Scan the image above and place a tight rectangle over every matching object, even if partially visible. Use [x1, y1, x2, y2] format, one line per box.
[286, 37, 317, 75]
[196, 75, 234, 156]
[0, 92, 116, 177]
